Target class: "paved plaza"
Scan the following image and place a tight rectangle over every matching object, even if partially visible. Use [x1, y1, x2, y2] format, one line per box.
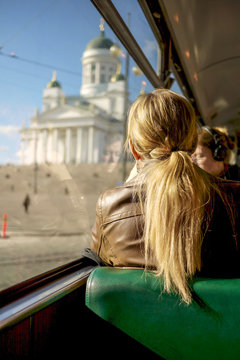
[0, 233, 90, 290]
[0, 162, 131, 291]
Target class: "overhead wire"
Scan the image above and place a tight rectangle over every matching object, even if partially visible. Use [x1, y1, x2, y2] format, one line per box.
[0, 1, 146, 98]
[0, 51, 82, 77]
[0, 63, 81, 89]
[0, 52, 149, 100]
[0, 0, 82, 77]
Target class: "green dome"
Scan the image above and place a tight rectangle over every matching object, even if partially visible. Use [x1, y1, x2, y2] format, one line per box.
[46, 71, 62, 88]
[47, 80, 61, 89]
[111, 73, 125, 82]
[86, 31, 114, 50]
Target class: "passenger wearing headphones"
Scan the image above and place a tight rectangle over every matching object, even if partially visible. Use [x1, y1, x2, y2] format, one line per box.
[192, 126, 240, 180]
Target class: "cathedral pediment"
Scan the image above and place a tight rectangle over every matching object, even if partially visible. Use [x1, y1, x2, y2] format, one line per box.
[33, 104, 96, 123]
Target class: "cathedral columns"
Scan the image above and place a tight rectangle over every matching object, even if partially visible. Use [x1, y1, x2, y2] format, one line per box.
[41, 129, 48, 163]
[52, 128, 58, 162]
[65, 128, 72, 164]
[93, 129, 100, 162]
[76, 128, 83, 164]
[87, 126, 94, 163]
[21, 126, 103, 164]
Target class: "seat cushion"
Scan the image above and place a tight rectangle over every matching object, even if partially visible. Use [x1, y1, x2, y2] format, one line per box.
[85, 267, 240, 359]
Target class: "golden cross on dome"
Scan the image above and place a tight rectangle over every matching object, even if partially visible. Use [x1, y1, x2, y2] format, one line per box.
[99, 18, 104, 32]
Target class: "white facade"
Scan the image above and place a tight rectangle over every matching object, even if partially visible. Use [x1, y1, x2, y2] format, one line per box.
[20, 30, 128, 165]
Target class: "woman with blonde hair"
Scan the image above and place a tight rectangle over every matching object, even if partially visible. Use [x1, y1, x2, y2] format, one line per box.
[90, 89, 240, 304]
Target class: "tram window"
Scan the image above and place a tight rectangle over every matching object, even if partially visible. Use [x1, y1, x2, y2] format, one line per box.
[0, 0, 157, 292]
[112, 0, 159, 75]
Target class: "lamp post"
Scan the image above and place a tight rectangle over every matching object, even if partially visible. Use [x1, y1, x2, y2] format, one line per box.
[33, 131, 38, 194]
[110, 15, 130, 182]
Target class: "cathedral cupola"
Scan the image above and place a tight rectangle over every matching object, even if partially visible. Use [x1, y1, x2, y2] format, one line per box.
[46, 71, 62, 89]
[42, 71, 65, 112]
[86, 28, 114, 51]
[80, 19, 121, 97]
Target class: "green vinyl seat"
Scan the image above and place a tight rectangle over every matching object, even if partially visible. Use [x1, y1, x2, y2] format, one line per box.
[85, 267, 240, 359]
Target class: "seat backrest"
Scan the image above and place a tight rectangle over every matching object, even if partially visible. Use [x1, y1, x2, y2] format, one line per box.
[85, 267, 240, 359]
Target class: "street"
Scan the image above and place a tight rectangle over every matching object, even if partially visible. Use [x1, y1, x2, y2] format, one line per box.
[0, 232, 90, 290]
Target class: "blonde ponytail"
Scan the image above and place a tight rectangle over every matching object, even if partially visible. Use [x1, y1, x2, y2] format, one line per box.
[127, 89, 214, 304]
[141, 153, 212, 303]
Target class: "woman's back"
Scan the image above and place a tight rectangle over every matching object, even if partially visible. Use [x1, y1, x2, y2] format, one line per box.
[91, 177, 240, 275]
[91, 89, 240, 304]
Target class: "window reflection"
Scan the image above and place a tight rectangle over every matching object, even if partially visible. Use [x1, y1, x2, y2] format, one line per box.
[112, 0, 159, 74]
[0, 0, 157, 291]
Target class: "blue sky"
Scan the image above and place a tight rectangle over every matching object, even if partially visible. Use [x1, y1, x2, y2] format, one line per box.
[0, 0, 180, 164]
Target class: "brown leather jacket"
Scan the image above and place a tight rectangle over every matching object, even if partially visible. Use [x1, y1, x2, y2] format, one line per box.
[91, 176, 240, 276]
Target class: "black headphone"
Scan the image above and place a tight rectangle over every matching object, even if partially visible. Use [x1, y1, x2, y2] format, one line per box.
[202, 126, 226, 161]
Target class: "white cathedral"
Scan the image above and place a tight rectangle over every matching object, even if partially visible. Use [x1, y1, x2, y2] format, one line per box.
[20, 25, 128, 165]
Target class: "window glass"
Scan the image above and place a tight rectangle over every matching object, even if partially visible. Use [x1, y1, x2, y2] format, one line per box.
[112, 0, 159, 75]
[0, 0, 159, 291]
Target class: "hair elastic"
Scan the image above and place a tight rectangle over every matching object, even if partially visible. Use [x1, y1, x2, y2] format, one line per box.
[171, 147, 179, 152]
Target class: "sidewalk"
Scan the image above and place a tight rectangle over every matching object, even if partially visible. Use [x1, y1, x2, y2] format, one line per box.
[0, 231, 91, 291]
